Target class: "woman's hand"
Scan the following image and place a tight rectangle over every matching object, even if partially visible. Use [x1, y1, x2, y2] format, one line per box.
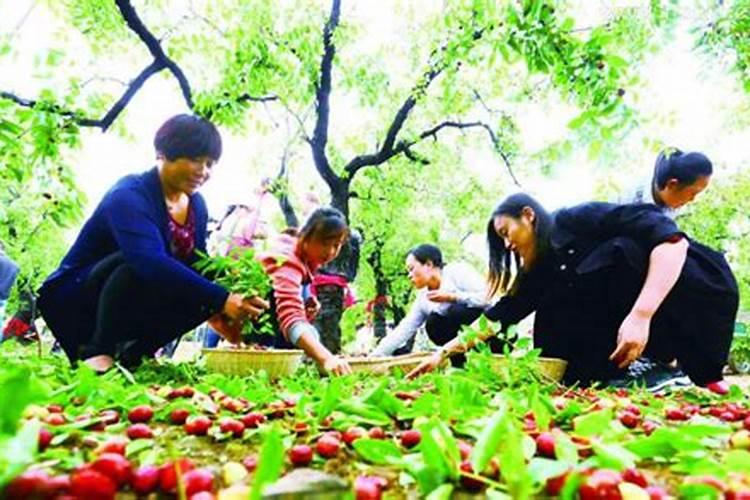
[406, 351, 443, 379]
[222, 293, 268, 321]
[322, 355, 352, 376]
[426, 291, 457, 303]
[610, 310, 651, 369]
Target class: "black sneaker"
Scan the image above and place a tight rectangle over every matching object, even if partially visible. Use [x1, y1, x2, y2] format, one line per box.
[608, 358, 691, 393]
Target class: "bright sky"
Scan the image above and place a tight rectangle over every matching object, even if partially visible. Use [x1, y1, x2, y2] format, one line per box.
[2, 0, 748, 224]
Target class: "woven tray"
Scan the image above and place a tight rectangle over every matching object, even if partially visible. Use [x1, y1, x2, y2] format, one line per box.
[488, 355, 568, 382]
[344, 352, 438, 375]
[202, 348, 304, 378]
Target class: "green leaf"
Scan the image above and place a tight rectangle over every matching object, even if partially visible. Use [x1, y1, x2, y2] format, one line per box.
[554, 432, 579, 466]
[425, 484, 454, 500]
[591, 441, 637, 470]
[0, 420, 40, 489]
[573, 408, 613, 437]
[0, 368, 47, 434]
[352, 438, 403, 465]
[250, 425, 285, 500]
[724, 450, 750, 474]
[470, 401, 508, 473]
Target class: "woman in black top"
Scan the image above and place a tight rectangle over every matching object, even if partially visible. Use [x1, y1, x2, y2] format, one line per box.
[409, 193, 738, 389]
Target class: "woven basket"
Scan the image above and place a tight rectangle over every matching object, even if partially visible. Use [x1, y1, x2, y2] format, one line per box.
[489, 355, 568, 382]
[344, 352, 438, 375]
[202, 348, 304, 378]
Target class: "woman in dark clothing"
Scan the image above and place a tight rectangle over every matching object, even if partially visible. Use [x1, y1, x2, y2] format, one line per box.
[409, 193, 738, 391]
[38, 114, 268, 372]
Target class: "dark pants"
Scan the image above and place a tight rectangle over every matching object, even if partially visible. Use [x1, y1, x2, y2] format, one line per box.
[39, 252, 210, 366]
[534, 237, 738, 386]
[314, 284, 344, 354]
[424, 303, 485, 366]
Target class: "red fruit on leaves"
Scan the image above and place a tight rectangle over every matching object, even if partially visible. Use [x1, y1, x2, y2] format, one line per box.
[355, 475, 384, 500]
[457, 440, 473, 460]
[400, 430, 421, 449]
[294, 422, 309, 434]
[535, 432, 556, 458]
[91, 452, 132, 486]
[159, 458, 195, 494]
[47, 404, 64, 413]
[578, 469, 623, 500]
[619, 411, 641, 429]
[241, 412, 266, 429]
[242, 455, 258, 472]
[744, 415, 750, 432]
[183, 468, 214, 496]
[70, 468, 117, 499]
[621, 468, 648, 488]
[642, 420, 660, 436]
[290, 444, 313, 466]
[191, 492, 216, 500]
[645, 485, 669, 500]
[127, 423, 153, 440]
[170, 408, 190, 425]
[185, 416, 212, 436]
[38, 427, 53, 451]
[459, 461, 484, 491]
[127, 405, 154, 423]
[47, 474, 71, 496]
[545, 470, 571, 496]
[665, 408, 689, 421]
[316, 435, 341, 458]
[219, 418, 245, 437]
[368, 427, 386, 439]
[131, 465, 160, 495]
[4, 469, 51, 500]
[342, 426, 366, 446]
[45, 413, 66, 426]
[96, 438, 128, 456]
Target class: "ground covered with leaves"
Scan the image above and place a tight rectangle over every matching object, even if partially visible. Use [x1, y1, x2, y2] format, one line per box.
[1, 340, 749, 500]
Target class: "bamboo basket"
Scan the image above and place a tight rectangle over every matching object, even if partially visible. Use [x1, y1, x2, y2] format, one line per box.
[488, 355, 568, 382]
[344, 351, 439, 375]
[202, 348, 304, 378]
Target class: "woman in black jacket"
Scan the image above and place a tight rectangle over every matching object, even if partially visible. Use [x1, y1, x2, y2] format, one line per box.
[410, 193, 738, 392]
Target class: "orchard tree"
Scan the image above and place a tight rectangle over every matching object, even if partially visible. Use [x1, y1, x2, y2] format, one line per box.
[1, 0, 685, 345]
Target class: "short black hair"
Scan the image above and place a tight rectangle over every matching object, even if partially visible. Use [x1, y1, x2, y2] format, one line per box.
[408, 244, 444, 268]
[154, 114, 222, 162]
[654, 149, 713, 189]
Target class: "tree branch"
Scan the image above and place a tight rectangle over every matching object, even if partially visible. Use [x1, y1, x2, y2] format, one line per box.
[309, 0, 342, 191]
[2, 59, 165, 131]
[344, 28, 486, 178]
[114, 0, 194, 109]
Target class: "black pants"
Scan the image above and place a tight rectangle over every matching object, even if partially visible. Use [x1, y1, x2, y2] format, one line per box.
[534, 237, 738, 386]
[39, 253, 210, 366]
[424, 303, 485, 366]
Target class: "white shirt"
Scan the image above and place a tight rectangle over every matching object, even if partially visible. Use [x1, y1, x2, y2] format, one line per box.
[371, 262, 487, 356]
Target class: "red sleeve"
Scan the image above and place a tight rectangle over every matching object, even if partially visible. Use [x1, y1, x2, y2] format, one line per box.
[263, 258, 307, 341]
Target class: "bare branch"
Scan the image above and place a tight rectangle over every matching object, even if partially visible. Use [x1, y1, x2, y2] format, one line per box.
[115, 0, 194, 109]
[2, 59, 165, 131]
[309, 0, 342, 191]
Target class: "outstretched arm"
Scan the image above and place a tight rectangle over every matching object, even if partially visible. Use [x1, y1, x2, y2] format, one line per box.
[609, 237, 688, 368]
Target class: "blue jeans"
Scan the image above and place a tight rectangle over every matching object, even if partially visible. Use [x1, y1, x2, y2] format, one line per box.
[196, 323, 221, 348]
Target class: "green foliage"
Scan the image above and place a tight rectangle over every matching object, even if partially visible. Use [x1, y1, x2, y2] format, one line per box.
[0, 100, 86, 310]
[698, 0, 750, 93]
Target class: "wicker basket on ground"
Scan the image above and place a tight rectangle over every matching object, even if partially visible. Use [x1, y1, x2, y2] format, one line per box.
[202, 348, 304, 378]
[489, 355, 568, 382]
[344, 352, 439, 375]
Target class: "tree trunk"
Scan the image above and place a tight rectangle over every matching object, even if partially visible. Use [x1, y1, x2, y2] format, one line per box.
[366, 242, 388, 340]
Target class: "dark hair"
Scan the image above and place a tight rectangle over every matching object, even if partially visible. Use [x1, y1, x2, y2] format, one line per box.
[154, 114, 223, 162]
[487, 193, 552, 298]
[408, 244, 444, 268]
[299, 207, 349, 244]
[653, 148, 712, 189]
